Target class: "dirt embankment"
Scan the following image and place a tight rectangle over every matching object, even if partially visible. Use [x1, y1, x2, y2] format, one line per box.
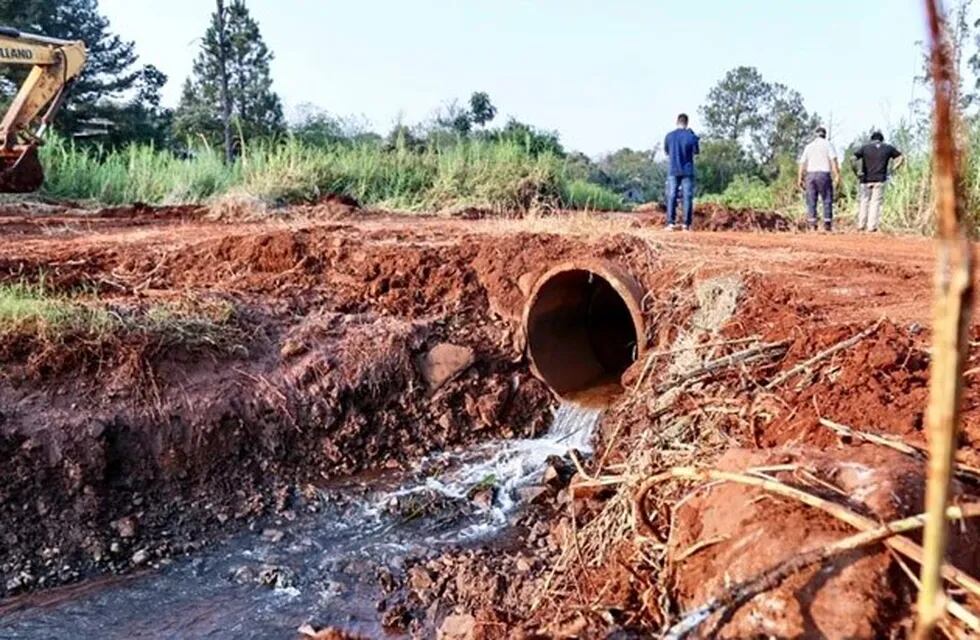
[3, 200, 978, 638]
[0, 201, 669, 596]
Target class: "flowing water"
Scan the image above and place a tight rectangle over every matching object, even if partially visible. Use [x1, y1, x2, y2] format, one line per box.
[0, 402, 604, 639]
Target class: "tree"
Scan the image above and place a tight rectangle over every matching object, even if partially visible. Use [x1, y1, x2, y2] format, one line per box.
[215, 0, 233, 163]
[752, 83, 819, 171]
[696, 139, 757, 195]
[700, 66, 817, 175]
[494, 118, 564, 156]
[593, 148, 665, 203]
[700, 66, 770, 143]
[291, 104, 379, 147]
[469, 91, 497, 128]
[434, 99, 472, 137]
[174, 0, 284, 147]
[0, 0, 168, 144]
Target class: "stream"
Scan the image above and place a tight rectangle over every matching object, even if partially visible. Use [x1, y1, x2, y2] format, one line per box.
[0, 402, 603, 639]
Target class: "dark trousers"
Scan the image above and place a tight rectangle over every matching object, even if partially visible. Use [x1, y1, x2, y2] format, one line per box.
[805, 172, 833, 223]
[666, 174, 695, 227]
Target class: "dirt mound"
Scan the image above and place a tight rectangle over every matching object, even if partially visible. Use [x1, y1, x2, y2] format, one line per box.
[635, 201, 792, 231]
[670, 446, 980, 638]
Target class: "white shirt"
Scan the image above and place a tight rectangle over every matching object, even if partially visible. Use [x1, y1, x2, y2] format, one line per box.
[798, 137, 838, 173]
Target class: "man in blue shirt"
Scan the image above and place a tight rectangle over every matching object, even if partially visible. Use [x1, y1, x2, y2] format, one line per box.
[663, 113, 700, 231]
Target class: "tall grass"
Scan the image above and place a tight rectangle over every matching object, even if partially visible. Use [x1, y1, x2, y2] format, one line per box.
[700, 122, 980, 233]
[38, 137, 625, 212]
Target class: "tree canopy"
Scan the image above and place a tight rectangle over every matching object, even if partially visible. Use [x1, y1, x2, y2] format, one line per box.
[0, 0, 168, 144]
[173, 0, 284, 146]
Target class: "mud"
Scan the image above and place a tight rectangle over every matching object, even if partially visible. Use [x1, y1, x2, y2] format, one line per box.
[2, 200, 979, 638]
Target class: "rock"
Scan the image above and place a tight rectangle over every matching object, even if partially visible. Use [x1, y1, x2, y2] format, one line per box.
[262, 528, 285, 543]
[258, 564, 297, 590]
[111, 515, 138, 539]
[517, 485, 548, 505]
[280, 338, 308, 358]
[469, 487, 495, 510]
[5, 571, 34, 593]
[407, 565, 434, 591]
[231, 565, 258, 584]
[543, 455, 573, 488]
[515, 556, 533, 574]
[418, 343, 475, 390]
[438, 613, 476, 640]
[131, 549, 151, 566]
[542, 464, 561, 486]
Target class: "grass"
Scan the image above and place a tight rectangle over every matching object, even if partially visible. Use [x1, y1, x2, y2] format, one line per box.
[0, 283, 247, 354]
[38, 136, 626, 212]
[699, 122, 980, 234]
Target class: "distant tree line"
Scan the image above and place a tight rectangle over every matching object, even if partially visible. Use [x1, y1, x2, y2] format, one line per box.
[0, 0, 856, 206]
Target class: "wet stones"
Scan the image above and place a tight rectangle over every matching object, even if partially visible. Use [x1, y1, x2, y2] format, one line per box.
[111, 515, 138, 539]
[262, 528, 285, 543]
[130, 549, 151, 566]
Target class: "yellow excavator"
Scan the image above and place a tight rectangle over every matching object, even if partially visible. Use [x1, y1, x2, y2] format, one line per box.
[0, 26, 86, 192]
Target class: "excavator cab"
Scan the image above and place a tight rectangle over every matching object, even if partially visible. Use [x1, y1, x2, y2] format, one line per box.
[0, 26, 87, 193]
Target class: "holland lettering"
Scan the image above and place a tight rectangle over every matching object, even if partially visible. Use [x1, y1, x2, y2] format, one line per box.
[0, 48, 33, 60]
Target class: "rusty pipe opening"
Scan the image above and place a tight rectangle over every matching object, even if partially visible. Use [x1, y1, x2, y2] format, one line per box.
[523, 261, 646, 402]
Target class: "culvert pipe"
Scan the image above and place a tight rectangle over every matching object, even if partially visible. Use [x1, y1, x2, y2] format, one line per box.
[522, 260, 646, 402]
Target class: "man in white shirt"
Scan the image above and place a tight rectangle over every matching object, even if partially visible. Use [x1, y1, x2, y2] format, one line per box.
[797, 127, 841, 231]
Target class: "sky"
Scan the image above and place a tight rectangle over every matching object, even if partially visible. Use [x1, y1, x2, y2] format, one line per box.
[98, 0, 930, 156]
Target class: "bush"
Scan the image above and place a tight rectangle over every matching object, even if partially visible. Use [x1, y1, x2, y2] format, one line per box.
[701, 174, 775, 210]
[562, 179, 625, 211]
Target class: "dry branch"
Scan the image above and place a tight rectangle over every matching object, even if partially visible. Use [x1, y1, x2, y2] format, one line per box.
[657, 341, 788, 393]
[633, 467, 980, 625]
[918, 1, 976, 637]
[765, 318, 883, 389]
[819, 418, 980, 481]
[664, 505, 980, 640]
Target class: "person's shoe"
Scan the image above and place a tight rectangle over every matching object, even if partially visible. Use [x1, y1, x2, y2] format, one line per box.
[666, 223, 678, 231]
[823, 221, 833, 232]
[807, 220, 818, 231]
[683, 225, 693, 232]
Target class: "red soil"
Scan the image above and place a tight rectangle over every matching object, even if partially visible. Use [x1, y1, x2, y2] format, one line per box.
[2, 201, 978, 637]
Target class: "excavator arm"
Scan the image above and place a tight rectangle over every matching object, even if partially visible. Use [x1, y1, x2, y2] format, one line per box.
[0, 26, 87, 192]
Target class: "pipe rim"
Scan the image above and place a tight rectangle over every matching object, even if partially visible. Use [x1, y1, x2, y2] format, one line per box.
[522, 259, 647, 397]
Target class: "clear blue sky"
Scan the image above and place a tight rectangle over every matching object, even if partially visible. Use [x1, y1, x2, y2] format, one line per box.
[99, 0, 930, 155]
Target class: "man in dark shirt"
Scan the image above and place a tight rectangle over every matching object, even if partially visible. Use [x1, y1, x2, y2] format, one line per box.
[663, 113, 700, 231]
[853, 132, 904, 232]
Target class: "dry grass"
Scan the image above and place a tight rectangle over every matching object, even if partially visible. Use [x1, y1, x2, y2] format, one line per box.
[480, 210, 645, 238]
[529, 274, 755, 631]
[0, 283, 249, 356]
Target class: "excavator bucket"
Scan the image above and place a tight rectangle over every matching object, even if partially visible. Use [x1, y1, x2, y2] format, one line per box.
[0, 145, 44, 193]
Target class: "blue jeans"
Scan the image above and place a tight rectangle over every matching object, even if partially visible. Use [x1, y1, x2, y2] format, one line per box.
[666, 175, 694, 227]
[805, 172, 833, 223]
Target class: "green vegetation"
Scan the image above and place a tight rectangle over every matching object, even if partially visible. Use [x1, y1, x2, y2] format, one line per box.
[10, 1, 980, 229]
[0, 283, 247, 353]
[39, 136, 625, 212]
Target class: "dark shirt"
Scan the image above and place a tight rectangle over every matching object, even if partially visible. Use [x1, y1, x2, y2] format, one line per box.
[854, 142, 902, 183]
[664, 128, 700, 177]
